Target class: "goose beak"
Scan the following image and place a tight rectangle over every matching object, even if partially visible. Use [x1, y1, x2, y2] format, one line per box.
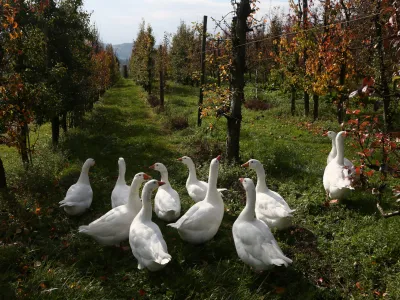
[239, 178, 244, 183]
[216, 155, 221, 161]
[177, 157, 182, 161]
[149, 164, 155, 169]
[343, 131, 348, 137]
[241, 162, 249, 168]
[158, 181, 166, 186]
[143, 173, 152, 180]
[322, 131, 328, 136]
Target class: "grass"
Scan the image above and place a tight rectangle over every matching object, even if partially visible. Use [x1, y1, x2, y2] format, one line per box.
[1, 78, 399, 299]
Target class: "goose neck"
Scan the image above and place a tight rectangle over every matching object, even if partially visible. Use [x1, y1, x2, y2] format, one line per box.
[127, 179, 142, 213]
[330, 139, 337, 157]
[186, 163, 198, 181]
[205, 163, 219, 201]
[238, 188, 256, 221]
[254, 166, 268, 191]
[117, 164, 126, 184]
[77, 168, 90, 184]
[336, 135, 345, 165]
[138, 190, 152, 222]
[159, 170, 170, 184]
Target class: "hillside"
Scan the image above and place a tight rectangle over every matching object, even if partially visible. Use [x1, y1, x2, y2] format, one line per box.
[113, 42, 133, 62]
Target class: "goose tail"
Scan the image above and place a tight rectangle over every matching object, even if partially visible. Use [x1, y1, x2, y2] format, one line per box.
[78, 225, 90, 234]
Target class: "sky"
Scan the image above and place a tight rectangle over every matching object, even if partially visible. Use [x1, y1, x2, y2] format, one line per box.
[82, 0, 290, 45]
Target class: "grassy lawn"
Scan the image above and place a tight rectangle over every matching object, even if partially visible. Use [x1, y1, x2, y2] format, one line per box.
[1, 78, 399, 299]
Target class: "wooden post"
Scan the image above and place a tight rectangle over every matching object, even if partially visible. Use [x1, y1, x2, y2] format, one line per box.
[303, 0, 309, 117]
[123, 65, 128, 78]
[217, 38, 221, 87]
[159, 45, 165, 107]
[198, 15, 207, 127]
[0, 157, 6, 189]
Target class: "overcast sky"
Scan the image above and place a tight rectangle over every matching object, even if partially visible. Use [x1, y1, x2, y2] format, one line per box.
[82, 0, 289, 45]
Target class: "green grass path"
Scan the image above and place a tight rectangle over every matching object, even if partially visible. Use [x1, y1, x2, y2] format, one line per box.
[1, 79, 400, 299]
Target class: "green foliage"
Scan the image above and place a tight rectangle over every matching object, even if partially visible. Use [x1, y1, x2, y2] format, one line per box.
[129, 20, 156, 93]
[170, 21, 200, 85]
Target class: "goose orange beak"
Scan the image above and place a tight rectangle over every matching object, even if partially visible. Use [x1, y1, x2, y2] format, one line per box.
[241, 162, 249, 168]
[177, 157, 182, 161]
[216, 155, 221, 161]
[149, 164, 155, 169]
[322, 131, 328, 136]
[158, 181, 166, 186]
[143, 173, 152, 180]
[239, 178, 244, 183]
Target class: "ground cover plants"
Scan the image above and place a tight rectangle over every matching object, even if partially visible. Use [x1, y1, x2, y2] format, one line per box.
[1, 79, 399, 299]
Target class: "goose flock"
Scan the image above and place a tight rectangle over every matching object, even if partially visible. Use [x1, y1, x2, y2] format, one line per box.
[59, 130, 354, 272]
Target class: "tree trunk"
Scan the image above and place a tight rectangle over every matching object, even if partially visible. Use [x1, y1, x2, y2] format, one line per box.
[304, 91, 310, 116]
[52, 115, 60, 147]
[375, 0, 392, 131]
[313, 94, 319, 121]
[303, 0, 309, 117]
[291, 86, 296, 116]
[337, 63, 346, 124]
[19, 123, 29, 166]
[61, 112, 67, 133]
[226, 1, 251, 162]
[198, 16, 208, 127]
[0, 157, 6, 189]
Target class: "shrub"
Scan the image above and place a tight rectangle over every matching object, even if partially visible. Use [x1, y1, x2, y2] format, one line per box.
[167, 115, 189, 131]
[244, 98, 272, 110]
[147, 94, 160, 107]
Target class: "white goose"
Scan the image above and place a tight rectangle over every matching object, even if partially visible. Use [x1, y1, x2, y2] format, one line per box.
[129, 180, 171, 271]
[59, 158, 95, 216]
[323, 131, 354, 200]
[149, 162, 181, 222]
[168, 155, 224, 244]
[178, 156, 227, 202]
[325, 131, 355, 174]
[242, 159, 294, 230]
[78, 172, 151, 245]
[111, 157, 130, 208]
[233, 178, 292, 271]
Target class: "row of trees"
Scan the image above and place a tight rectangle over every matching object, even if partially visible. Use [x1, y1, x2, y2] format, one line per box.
[0, 0, 120, 188]
[129, 0, 399, 162]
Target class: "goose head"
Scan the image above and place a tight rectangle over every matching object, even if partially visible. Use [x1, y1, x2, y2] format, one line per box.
[132, 172, 152, 185]
[326, 131, 337, 141]
[118, 157, 126, 167]
[142, 180, 165, 199]
[241, 159, 261, 170]
[239, 177, 256, 191]
[210, 155, 221, 169]
[177, 156, 194, 166]
[82, 158, 95, 171]
[149, 162, 168, 173]
[336, 131, 347, 144]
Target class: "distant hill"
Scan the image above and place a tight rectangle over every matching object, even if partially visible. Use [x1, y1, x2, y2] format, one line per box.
[112, 43, 133, 62]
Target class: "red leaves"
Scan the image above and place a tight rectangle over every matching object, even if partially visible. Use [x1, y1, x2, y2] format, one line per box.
[139, 289, 146, 296]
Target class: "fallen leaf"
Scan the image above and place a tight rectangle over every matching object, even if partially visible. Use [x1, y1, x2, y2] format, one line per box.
[34, 261, 41, 267]
[275, 287, 285, 294]
[356, 282, 363, 290]
[39, 282, 47, 289]
[139, 289, 146, 296]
